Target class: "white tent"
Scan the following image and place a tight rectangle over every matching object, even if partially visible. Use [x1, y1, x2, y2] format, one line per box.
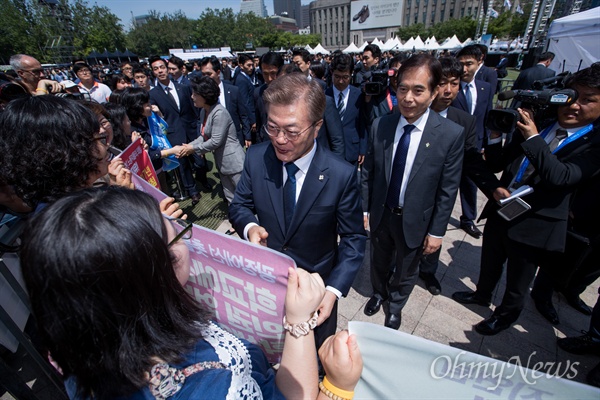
[381, 37, 403, 51]
[547, 6, 600, 73]
[304, 44, 314, 54]
[424, 36, 440, 50]
[357, 41, 369, 52]
[312, 43, 330, 55]
[439, 35, 463, 50]
[342, 42, 361, 54]
[371, 37, 384, 48]
[413, 35, 426, 50]
[403, 37, 415, 50]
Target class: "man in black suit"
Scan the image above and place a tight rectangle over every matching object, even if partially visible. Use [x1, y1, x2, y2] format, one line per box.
[148, 55, 201, 204]
[512, 52, 556, 90]
[453, 64, 600, 335]
[292, 48, 327, 91]
[233, 54, 257, 139]
[168, 56, 190, 86]
[419, 57, 503, 295]
[229, 73, 367, 346]
[474, 44, 499, 95]
[200, 56, 250, 149]
[254, 52, 284, 143]
[453, 45, 493, 239]
[326, 53, 367, 165]
[362, 54, 464, 330]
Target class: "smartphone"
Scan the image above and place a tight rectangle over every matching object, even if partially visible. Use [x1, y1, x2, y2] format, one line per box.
[497, 197, 531, 221]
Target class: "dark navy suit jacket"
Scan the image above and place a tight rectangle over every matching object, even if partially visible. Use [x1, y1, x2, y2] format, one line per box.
[452, 79, 492, 150]
[149, 82, 199, 145]
[233, 72, 256, 125]
[326, 85, 367, 163]
[222, 80, 250, 146]
[229, 142, 367, 295]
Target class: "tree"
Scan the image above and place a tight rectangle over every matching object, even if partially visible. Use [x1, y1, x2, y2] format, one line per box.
[396, 23, 428, 41]
[430, 17, 477, 42]
[126, 10, 194, 56]
[0, 0, 34, 63]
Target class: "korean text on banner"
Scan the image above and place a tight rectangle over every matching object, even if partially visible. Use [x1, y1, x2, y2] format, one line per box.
[131, 175, 294, 363]
[119, 139, 160, 189]
[349, 321, 600, 399]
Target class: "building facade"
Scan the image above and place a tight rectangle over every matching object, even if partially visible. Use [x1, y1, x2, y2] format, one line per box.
[309, 0, 352, 49]
[240, 0, 268, 17]
[404, 0, 481, 27]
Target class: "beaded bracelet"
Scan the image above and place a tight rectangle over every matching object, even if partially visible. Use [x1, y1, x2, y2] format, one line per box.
[319, 380, 353, 400]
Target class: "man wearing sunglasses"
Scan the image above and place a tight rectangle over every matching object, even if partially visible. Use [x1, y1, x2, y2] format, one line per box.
[229, 73, 367, 348]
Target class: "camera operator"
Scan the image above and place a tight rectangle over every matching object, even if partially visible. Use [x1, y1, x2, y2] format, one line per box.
[353, 44, 381, 87]
[9, 54, 62, 96]
[453, 63, 600, 335]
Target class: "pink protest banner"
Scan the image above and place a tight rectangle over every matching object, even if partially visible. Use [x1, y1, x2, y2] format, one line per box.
[131, 176, 293, 363]
[119, 139, 160, 189]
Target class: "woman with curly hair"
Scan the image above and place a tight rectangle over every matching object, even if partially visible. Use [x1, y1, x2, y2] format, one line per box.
[21, 187, 362, 399]
[0, 96, 113, 209]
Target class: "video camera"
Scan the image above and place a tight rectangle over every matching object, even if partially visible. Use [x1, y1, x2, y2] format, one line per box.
[486, 72, 575, 133]
[362, 69, 394, 96]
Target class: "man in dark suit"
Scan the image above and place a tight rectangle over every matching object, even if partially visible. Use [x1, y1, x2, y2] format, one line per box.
[326, 53, 367, 165]
[233, 54, 257, 138]
[221, 58, 232, 81]
[254, 52, 284, 144]
[362, 54, 464, 330]
[229, 73, 367, 346]
[419, 57, 503, 295]
[168, 56, 190, 86]
[199, 56, 250, 149]
[474, 44, 499, 95]
[148, 56, 201, 204]
[453, 64, 600, 335]
[512, 52, 556, 90]
[453, 45, 494, 239]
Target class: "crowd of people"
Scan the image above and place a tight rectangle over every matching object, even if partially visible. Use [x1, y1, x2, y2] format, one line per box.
[1, 41, 599, 396]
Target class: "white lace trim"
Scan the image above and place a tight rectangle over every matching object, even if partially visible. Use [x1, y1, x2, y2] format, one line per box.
[202, 322, 263, 399]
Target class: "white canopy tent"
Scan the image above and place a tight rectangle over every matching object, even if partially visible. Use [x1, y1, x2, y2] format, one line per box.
[382, 37, 403, 51]
[413, 36, 426, 51]
[424, 36, 440, 50]
[403, 37, 415, 50]
[342, 42, 361, 54]
[439, 35, 463, 50]
[547, 6, 600, 73]
[312, 43, 330, 55]
[304, 44, 314, 54]
[357, 41, 369, 52]
[371, 37, 385, 48]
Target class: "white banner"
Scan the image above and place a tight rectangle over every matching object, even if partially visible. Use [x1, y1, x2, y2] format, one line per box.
[350, 0, 404, 31]
[349, 321, 600, 399]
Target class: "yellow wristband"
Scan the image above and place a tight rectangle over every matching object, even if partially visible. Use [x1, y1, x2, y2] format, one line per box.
[36, 88, 48, 94]
[322, 376, 354, 399]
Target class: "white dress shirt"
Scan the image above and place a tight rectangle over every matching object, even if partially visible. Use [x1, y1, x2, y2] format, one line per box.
[158, 81, 180, 109]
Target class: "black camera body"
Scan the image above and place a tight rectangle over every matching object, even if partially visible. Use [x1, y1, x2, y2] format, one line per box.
[486, 73, 575, 133]
[362, 70, 389, 96]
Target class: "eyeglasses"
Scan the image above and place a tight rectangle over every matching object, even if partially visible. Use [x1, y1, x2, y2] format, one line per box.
[93, 133, 109, 146]
[78, 69, 91, 74]
[263, 120, 320, 142]
[167, 218, 193, 247]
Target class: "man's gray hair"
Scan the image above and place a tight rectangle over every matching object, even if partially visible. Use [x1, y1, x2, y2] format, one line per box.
[263, 73, 325, 124]
[9, 54, 27, 71]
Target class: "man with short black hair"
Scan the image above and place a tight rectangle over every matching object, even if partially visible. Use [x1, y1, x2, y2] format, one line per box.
[168, 56, 189, 86]
[354, 44, 381, 87]
[512, 51, 556, 90]
[233, 54, 257, 139]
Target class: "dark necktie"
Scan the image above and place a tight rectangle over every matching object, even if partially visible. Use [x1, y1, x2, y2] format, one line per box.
[464, 83, 473, 114]
[166, 87, 178, 110]
[337, 92, 345, 120]
[519, 128, 568, 186]
[283, 162, 300, 230]
[385, 124, 415, 209]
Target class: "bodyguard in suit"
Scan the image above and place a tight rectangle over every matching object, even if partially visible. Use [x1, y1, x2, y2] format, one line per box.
[326, 53, 367, 165]
[168, 56, 191, 86]
[453, 46, 494, 239]
[254, 52, 284, 143]
[148, 56, 201, 204]
[474, 44, 498, 95]
[420, 57, 502, 295]
[233, 54, 257, 136]
[199, 56, 250, 148]
[362, 54, 464, 330]
[229, 73, 367, 346]
[512, 52, 556, 90]
[453, 64, 600, 335]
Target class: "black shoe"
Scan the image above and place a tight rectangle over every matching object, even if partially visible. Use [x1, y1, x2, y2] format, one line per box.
[358, 6, 370, 23]
[588, 362, 600, 388]
[352, 5, 368, 21]
[564, 295, 593, 315]
[191, 193, 201, 206]
[452, 291, 491, 306]
[385, 313, 401, 330]
[460, 222, 482, 239]
[224, 229, 236, 236]
[200, 181, 213, 191]
[558, 332, 600, 355]
[364, 295, 384, 316]
[533, 298, 560, 325]
[475, 315, 513, 335]
[420, 272, 441, 295]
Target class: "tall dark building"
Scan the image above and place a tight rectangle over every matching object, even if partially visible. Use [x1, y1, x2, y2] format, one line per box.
[274, 0, 302, 23]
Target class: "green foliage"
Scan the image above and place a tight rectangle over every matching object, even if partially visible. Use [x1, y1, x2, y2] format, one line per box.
[0, 0, 34, 63]
[396, 23, 428, 41]
[126, 10, 195, 56]
[430, 17, 477, 42]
